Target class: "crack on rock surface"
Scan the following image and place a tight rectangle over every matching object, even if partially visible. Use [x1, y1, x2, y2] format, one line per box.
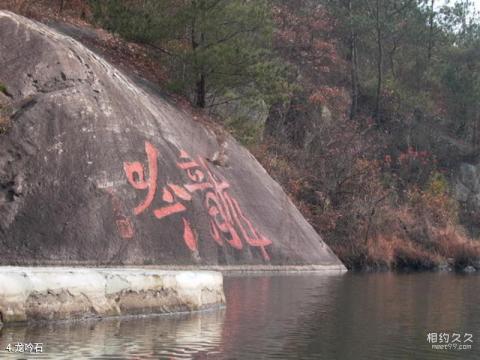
[10, 96, 38, 120]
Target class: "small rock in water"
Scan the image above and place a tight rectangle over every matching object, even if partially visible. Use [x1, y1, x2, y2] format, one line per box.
[437, 262, 453, 272]
[462, 266, 476, 273]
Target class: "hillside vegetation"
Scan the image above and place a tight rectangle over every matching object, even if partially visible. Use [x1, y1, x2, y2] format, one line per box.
[2, 0, 480, 271]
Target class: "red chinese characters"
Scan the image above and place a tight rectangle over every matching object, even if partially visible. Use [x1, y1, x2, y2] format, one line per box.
[123, 141, 272, 260]
[123, 142, 158, 216]
[123, 141, 198, 251]
[106, 188, 135, 239]
[177, 152, 272, 260]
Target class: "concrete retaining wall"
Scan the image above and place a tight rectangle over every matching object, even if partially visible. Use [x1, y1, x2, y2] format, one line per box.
[0, 267, 225, 324]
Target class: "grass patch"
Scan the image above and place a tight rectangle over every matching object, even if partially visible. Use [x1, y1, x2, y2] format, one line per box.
[0, 83, 8, 96]
[0, 115, 10, 134]
[0, 103, 11, 135]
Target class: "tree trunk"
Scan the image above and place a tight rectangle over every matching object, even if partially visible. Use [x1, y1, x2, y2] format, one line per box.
[191, 0, 206, 108]
[374, 0, 383, 123]
[474, 102, 479, 150]
[348, 0, 359, 120]
[427, 0, 435, 64]
[196, 74, 206, 108]
[389, 39, 397, 79]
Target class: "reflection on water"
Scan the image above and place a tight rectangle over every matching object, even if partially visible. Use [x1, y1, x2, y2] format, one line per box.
[0, 272, 479, 359]
[0, 309, 225, 359]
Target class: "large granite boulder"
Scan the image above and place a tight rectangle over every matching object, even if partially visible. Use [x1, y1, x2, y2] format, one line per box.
[454, 162, 480, 235]
[0, 11, 344, 268]
[455, 163, 480, 205]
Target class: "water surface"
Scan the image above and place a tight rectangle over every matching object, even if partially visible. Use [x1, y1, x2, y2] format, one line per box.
[0, 272, 478, 359]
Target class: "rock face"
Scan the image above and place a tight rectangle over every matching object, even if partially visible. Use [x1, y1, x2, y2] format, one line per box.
[454, 162, 480, 235]
[455, 162, 480, 206]
[0, 267, 224, 323]
[0, 11, 344, 269]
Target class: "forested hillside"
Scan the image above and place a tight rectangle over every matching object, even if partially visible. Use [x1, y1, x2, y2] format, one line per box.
[2, 0, 479, 271]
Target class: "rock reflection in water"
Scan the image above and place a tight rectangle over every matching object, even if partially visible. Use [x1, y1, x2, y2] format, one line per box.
[216, 273, 342, 359]
[0, 308, 225, 359]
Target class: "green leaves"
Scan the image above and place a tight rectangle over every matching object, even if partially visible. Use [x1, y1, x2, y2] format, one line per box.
[91, 0, 290, 108]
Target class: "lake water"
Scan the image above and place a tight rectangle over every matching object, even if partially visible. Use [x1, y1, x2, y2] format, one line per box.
[0, 272, 479, 359]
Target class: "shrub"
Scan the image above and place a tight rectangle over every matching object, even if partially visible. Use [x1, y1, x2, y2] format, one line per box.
[226, 116, 264, 147]
[0, 83, 7, 95]
[0, 104, 11, 135]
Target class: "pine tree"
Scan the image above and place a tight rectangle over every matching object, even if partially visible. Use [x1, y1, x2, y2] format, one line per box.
[91, 0, 289, 108]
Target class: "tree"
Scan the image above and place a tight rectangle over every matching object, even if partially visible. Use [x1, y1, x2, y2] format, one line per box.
[91, 0, 289, 108]
[327, 0, 419, 122]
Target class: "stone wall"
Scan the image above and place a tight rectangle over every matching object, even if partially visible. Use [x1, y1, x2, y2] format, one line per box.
[0, 268, 225, 323]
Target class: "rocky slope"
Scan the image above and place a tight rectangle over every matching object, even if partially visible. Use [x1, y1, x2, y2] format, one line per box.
[0, 11, 344, 269]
